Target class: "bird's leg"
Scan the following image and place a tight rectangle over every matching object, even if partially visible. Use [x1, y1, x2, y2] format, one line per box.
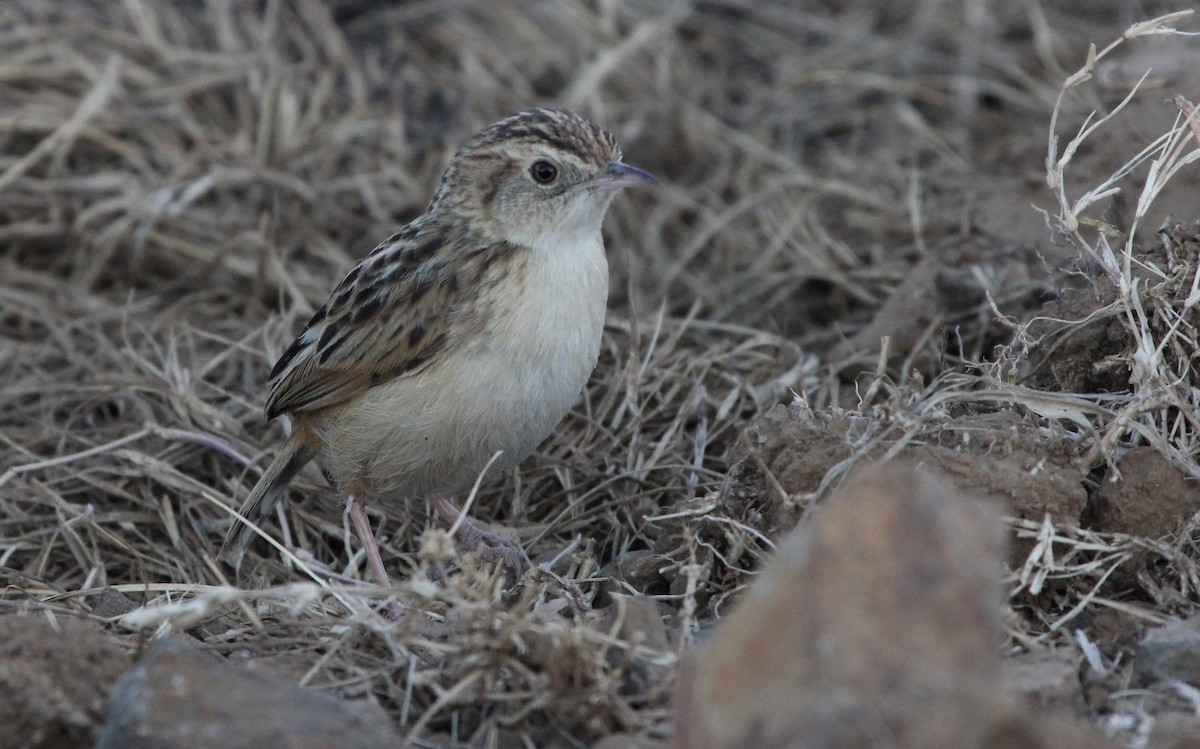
[346, 495, 402, 620]
[432, 495, 527, 574]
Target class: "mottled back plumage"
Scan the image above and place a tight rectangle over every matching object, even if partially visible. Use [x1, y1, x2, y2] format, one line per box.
[265, 220, 509, 419]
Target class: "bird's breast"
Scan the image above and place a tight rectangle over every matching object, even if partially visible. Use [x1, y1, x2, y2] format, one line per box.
[481, 234, 609, 390]
[459, 233, 609, 454]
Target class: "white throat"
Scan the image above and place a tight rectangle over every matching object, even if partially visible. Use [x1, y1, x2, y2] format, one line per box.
[506, 192, 617, 254]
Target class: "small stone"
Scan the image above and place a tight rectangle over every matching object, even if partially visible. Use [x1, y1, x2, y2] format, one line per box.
[1002, 646, 1083, 709]
[599, 549, 670, 599]
[1134, 615, 1200, 686]
[596, 595, 673, 695]
[96, 638, 400, 749]
[599, 594, 671, 653]
[89, 587, 139, 618]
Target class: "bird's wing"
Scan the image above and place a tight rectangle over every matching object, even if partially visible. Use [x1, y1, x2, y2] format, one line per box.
[264, 220, 500, 419]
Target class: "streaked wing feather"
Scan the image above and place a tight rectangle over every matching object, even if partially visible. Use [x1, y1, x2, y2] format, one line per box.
[265, 221, 471, 419]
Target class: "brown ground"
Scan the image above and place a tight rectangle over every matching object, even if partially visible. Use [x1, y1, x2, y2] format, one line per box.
[3, 1, 1200, 747]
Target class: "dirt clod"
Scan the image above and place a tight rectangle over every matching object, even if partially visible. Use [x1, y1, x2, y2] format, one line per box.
[1088, 447, 1200, 538]
[0, 615, 132, 749]
[728, 403, 1088, 528]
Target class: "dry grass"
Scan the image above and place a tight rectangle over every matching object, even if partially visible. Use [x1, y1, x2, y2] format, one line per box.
[2, 0, 1200, 745]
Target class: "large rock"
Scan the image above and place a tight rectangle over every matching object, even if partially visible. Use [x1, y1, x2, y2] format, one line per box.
[673, 463, 1111, 749]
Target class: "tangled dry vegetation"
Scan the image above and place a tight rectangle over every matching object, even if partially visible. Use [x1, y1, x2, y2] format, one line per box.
[2, 1, 1200, 746]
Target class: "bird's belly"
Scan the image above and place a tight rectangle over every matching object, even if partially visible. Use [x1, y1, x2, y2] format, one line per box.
[314, 243, 607, 502]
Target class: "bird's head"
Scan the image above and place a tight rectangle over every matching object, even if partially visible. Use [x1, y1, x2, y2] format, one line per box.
[430, 108, 658, 249]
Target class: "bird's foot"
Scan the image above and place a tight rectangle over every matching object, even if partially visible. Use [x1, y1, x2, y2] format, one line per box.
[454, 520, 528, 576]
[431, 495, 528, 576]
[383, 600, 405, 621]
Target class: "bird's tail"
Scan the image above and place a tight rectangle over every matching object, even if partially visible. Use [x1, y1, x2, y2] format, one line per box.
[220, 438, 318, 567]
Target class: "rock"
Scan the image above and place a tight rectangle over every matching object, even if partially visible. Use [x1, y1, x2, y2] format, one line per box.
[1088, 447, 1200, 538]
[1146, 713, 1200, 749]
[599, 594, 672, 653]
[673, 463, 1113, 749]
[89, 587, 139, 618]
[596, 595, 673, 696]
[1134, 615, 1200, 686]
[0, 613, 132, 749]
[95, 639, 400, 749]
[1002, 646, 1083, 710]
[599, 549, 671, 599]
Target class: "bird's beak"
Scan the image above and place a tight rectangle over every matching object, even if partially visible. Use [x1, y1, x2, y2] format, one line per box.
[602, 161, 660, 189]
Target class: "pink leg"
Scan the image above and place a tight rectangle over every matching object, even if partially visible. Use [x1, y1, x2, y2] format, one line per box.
[432, 495, 527, 573]
[347, 495, 402, 620]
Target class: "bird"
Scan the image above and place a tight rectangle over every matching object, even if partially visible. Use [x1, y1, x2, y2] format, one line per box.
[221, 107, 658, 604]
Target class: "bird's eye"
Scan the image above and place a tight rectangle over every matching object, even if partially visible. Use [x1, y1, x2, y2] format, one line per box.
[529, 160, 559, 184]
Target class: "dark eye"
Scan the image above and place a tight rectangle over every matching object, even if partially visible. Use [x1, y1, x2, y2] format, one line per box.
[529, 160, 558, 184]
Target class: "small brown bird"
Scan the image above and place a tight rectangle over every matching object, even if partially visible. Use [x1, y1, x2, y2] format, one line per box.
[222, 108, 657, 598]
